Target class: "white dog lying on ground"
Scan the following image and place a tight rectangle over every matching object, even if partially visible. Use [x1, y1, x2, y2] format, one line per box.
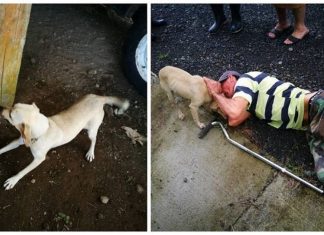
[0, 94, 129, 190]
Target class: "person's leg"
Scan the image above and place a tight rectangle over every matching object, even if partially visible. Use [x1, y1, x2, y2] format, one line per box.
[309, 140, 324, 182]
[268, 5, 291, 39]
[307, 91, 324, 182]
[230, 4, 241, 22]
[209, 4, 227, 33]
[284, 4, 309, 45]
[229, 4, 242, 33]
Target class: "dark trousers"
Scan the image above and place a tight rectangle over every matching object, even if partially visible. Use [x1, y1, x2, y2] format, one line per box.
[210, 4, 241, 23]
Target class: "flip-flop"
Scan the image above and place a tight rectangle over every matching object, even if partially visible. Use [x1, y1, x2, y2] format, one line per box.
[284, 31, 310, 45]
[268, 25, 293, 39]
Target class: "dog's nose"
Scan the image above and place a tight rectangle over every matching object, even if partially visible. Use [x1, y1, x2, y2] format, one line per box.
[0, 106, 3, 115]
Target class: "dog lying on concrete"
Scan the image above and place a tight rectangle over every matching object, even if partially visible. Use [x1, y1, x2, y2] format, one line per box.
[159, 65, 221, 129]
[0, 94, 129, 190]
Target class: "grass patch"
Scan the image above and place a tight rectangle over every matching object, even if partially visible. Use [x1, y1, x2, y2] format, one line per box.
[157, 52, 169, 60]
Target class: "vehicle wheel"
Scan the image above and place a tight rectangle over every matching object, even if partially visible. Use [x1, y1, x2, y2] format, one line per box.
[122, 19, 147, 97]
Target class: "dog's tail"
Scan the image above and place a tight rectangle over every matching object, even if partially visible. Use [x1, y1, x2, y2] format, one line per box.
[104, 96, 130, 115]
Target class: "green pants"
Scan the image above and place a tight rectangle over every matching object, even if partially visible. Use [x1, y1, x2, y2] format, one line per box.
[307, 90, 324, 182]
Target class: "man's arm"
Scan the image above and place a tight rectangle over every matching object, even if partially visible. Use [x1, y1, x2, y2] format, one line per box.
[211, 92, 251, 126]
[203, 77, 251, 126]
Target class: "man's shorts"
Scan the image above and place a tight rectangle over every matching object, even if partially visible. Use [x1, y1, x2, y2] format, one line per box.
[307, 90, 324, 169]
[308, 90, 324, 139]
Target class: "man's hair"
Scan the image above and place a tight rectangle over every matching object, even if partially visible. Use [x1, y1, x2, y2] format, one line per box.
[219, 71, 241, 83]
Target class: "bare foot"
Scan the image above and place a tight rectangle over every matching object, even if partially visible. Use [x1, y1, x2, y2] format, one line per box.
[284, 27, 309, 45]
[268, 23, 291, 39]
[198, 122, 206, 129]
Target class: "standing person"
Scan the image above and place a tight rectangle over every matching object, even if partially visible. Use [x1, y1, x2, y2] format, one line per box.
[267, 4, 309, 45]
[151, 18, 167, 41]
[203, 71, 324, 183]
[208, 4, 243, 34]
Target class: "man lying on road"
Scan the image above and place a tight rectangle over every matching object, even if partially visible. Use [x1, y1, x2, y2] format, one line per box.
[204, 71, 324, 182]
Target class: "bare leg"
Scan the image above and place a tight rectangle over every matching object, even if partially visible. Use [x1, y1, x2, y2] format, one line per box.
[268, 6, 291, 39]
[0, 137, 24, 155]
[275, 6, 289, 27]
[284, 5, 309, 44]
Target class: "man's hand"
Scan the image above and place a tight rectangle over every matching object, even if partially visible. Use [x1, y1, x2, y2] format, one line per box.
[203, 77, 222, 97]
[203, 76, 250, 126]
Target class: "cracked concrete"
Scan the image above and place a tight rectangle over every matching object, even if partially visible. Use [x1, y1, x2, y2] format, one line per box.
[151, 81, 324, 231]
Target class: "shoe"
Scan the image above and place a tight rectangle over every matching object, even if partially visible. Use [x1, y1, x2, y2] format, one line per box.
[315, 156, 324, 183]
[208, 18, 227, 34]
[230, 21, 243, 34]
[317, 171, 324, 183]
[152, 19, 167, 27]
[267, 25, 293, 39]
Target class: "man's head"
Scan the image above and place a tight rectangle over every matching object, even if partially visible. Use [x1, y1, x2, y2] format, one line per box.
[219, 71, 241, 98]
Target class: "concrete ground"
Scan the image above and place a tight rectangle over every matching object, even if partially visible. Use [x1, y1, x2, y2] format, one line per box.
[151, 81, 324, 231]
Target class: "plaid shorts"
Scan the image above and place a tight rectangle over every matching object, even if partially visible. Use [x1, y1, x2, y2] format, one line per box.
[307, 90, 324, 171]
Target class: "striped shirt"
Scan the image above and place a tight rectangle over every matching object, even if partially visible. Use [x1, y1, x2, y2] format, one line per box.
[232, 71, 310, 130]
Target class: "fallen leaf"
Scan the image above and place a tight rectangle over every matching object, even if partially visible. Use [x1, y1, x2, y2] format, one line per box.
[122, 126, 146, 146]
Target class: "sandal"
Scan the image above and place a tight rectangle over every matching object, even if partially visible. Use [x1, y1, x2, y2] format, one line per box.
[284, 31, 310, 45]
[268, 25, 293, 39]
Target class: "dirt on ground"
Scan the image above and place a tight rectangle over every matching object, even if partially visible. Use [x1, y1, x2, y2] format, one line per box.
[152, 4, 324, 188]
[0, 5, 146, 231]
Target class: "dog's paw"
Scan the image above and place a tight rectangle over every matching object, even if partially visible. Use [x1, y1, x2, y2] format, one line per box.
[85, 151, 95, 162]
[198, 123, 206, 129]
[178, 110, 185, 120]
[4, 176, 19, 190]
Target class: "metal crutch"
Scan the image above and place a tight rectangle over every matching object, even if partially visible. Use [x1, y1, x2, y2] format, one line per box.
[198, 120, 324, 194]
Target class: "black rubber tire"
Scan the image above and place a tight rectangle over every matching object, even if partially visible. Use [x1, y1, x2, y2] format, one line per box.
[122, 14, 147, 97]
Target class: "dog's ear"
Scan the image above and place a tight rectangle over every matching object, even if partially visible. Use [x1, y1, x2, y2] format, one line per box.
[20, 123, 32, 147]
[32, 102, 39, 112]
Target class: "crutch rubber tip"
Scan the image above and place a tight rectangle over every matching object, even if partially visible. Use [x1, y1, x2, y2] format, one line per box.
[198, 122, 214, 139]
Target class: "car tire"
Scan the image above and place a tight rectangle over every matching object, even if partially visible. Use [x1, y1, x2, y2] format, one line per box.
[122, 17, 147, 97]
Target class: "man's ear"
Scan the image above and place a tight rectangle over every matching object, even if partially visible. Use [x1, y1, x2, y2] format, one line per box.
[20, 123, 32, 147]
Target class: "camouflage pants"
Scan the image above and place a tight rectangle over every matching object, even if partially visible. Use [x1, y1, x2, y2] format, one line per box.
[307, 90, 324, 182]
